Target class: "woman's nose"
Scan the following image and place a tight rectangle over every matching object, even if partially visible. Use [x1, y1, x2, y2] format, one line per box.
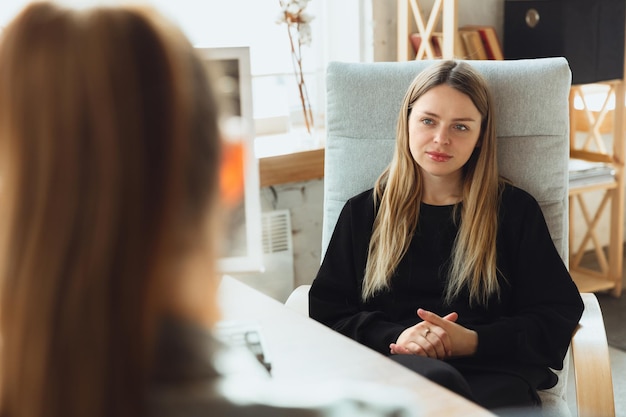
[433, 128, 450, 145]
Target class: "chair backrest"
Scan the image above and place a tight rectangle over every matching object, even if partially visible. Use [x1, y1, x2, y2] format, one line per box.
[322, 58, 571, 263]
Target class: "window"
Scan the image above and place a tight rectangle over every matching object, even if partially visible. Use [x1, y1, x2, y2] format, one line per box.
[150, 0, 370, 141]
[150, 0, 325, 138]
[1, 0, 369, 149]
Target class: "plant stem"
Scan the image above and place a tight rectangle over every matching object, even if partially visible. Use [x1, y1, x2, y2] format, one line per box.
[286, 23, 314, 134]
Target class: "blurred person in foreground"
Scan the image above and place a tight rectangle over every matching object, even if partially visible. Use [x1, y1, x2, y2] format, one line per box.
[0, 3, 417, 417]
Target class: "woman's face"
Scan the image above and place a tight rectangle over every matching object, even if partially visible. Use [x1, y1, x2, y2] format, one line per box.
[408, 84, 482, 186]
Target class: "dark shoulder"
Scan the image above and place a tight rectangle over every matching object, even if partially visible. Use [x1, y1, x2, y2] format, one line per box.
[498, 182, 545, 225]
[339, 188, 377, 227]
[500, 182, 540, 208]
[346, 188, 375, 207]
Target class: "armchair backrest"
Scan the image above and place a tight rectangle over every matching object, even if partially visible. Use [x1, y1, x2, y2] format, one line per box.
[322, 58, 571, 263]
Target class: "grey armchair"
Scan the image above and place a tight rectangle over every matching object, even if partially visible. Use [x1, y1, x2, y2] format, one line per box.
[285, 58, 615, 417]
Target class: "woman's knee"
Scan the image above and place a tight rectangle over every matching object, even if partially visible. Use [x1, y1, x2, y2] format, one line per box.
[389, 355, 475, 401]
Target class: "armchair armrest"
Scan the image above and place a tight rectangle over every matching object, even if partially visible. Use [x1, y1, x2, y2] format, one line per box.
[571, 293, 615, 417]
[285, 284, 312, 316]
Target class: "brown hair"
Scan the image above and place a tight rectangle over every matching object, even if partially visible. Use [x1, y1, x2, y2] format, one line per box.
[0, 3, 222, 417]
[363, 60, 503, 305]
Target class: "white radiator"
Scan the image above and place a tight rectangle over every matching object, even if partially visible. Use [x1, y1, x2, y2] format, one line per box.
[233, 209, 294, 302]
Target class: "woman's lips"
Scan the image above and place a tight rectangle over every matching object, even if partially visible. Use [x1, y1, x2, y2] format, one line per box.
[426, 151, 452, 162]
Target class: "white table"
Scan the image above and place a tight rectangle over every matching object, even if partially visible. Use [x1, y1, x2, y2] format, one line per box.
[219, 275, 495, 417]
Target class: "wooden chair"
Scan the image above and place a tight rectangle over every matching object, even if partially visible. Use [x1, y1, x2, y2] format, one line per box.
[285, 58, 615, 417]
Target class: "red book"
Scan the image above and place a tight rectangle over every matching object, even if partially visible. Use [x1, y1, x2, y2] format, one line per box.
[409, 33, 422, 54]
[461, 25, 503, 60]
[409, 33, 440, 59]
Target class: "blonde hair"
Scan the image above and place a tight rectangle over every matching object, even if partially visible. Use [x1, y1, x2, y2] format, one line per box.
[0, 3, 222, 417]
[363, 60, 503, 306]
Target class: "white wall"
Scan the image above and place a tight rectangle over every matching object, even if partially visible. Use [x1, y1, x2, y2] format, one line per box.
[260, 179, 324, 289]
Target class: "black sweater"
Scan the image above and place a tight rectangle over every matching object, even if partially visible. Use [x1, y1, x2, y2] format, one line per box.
[309, 184, 583, 389]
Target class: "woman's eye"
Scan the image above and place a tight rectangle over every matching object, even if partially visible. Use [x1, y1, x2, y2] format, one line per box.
[421, 118, 434, 125]
[454, 124, 469, 131]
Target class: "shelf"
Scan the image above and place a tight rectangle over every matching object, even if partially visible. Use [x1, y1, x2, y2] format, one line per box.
[255, 129, 325, 187]
[259, 148, 324, 187]
[397, 0, 458, 61]
[571, 269, 620, 294]
[568, 83, 625, 298]
[569, 180, 618, 195]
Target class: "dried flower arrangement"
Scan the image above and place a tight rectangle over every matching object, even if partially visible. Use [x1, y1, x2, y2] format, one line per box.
[276, 0, 315, 134]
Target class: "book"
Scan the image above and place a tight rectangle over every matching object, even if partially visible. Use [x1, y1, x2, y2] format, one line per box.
[460, 25, 504, 60]
[430, 33, 443, 58]
[569, 158, 615, 189]
[409, 33, 422, 56]
[459, 29, 488, 60]
[431, 32, 466, 59]
[410, 33, 439, 59]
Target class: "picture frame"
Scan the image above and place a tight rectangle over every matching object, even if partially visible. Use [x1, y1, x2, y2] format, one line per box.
[196, 46, 263, 274]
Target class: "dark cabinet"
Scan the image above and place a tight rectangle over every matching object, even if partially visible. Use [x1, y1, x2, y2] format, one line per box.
[504, 0, 625, 85]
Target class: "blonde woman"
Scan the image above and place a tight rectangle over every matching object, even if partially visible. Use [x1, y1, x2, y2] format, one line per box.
[0, 3, 419, 417]
[309, 60, 583, 413]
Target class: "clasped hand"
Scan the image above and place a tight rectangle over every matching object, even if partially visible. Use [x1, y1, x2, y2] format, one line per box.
[389, 308, 478, 359]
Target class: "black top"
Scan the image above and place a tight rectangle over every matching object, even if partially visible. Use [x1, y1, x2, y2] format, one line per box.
[309, 184, 584, 389]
